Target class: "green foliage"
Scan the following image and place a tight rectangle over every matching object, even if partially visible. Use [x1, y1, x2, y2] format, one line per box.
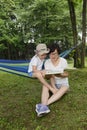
[0, 44, 7, 51]
[27, 0, 72, 43]
[72, 0, 82, 5]
[0, 0, 85, 61]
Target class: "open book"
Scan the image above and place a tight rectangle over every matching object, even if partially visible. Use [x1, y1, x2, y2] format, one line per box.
[46, 69, 63, 75]
[45, 67, 76, 75]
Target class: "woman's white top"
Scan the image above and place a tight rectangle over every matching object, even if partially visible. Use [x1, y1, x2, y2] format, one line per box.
[44, 57, 69, 85]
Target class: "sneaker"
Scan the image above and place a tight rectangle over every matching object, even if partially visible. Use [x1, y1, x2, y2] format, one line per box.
[36, 103, 42, 111]
[37, 105, 50, 117]
[35, 104, 43, 113]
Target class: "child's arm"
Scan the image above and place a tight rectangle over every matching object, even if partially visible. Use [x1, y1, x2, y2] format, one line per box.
[32, 65, 42, 73]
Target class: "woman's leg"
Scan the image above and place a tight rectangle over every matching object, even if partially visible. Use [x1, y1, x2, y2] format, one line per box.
[47, 86, 69, 105]
[41, 85, 49, 105]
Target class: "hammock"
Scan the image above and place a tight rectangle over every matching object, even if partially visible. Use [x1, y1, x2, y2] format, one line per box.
[0, 45, 77, 78]
[0, 60, 30, 78]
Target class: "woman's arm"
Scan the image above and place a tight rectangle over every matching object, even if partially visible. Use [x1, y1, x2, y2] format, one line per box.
[55, 71, 69, 78]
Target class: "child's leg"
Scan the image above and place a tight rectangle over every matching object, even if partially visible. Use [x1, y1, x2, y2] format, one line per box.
[33, 72, 57, 94]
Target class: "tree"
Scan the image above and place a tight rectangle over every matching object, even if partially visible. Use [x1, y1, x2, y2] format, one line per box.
[81, 0, 87, 67]
[67, 0, 87, 67]
[0, 0, 85, 61]
[0, 0, 19, 59]
[24, 0, 73, 46]
[67, 0, 81, 67]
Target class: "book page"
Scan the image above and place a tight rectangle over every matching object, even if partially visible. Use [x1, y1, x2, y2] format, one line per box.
[46, 69, 63, 75]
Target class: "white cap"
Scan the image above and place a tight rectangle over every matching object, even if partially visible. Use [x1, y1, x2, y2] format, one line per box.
[35, 44, 49, 55]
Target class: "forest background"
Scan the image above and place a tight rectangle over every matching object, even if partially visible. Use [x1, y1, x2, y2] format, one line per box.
[0, 0, 87, 67]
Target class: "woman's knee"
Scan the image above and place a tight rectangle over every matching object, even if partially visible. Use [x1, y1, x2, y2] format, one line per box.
[42, 85, 49, 91]
[60, 86, 69, 93]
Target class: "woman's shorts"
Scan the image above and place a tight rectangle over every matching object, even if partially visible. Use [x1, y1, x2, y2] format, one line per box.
[55, 83, 69, 89]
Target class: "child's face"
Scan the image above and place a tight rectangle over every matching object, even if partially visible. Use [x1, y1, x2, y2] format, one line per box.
[38, 53, 47, 60]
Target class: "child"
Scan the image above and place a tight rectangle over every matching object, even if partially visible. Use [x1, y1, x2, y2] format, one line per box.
[28, 43, 49, 77]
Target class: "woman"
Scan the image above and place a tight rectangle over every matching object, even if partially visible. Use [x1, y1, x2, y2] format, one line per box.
[36, 43, 69, 117]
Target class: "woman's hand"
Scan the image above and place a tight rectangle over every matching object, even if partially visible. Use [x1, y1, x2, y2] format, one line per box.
[60, 71, 69, 77]
[55, 71, 69, 78]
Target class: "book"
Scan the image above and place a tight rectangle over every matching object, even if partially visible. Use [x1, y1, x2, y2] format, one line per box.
[46, 69, 63, 75]
[45, 67, 76, 75]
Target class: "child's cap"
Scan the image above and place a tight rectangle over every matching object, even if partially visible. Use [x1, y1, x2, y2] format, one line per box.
[35, 44, 50, 55]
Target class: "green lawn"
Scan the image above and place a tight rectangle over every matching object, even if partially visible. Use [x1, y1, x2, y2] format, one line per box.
[0, 66, 87, 130]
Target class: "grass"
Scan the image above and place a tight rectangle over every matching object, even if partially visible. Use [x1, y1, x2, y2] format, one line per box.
[0, 63, 87, 130]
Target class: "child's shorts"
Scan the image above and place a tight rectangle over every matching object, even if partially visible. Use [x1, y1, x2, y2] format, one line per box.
[28, 72, 33, 77]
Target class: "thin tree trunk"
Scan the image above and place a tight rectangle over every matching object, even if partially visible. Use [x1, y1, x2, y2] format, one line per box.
[67, 0, 80, 67]
[81, 0, 87, 67]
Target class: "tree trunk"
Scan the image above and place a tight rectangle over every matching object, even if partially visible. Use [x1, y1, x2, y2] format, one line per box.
[67, 0, 80, 67]
[81, 0, 87, 68]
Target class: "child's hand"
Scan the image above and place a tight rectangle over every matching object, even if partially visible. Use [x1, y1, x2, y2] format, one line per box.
[50, 87, 57, 94]
[41, 70, 46, 77]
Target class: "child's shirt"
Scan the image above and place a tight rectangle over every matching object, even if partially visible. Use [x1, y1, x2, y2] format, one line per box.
[28, 55, 44, 73]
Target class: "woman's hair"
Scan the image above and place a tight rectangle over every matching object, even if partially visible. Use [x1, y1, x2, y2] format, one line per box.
[48, 43, 61, 54]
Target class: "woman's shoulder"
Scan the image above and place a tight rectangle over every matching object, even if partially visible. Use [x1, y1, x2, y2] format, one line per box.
[60, 57, 67, 61]
[60, 57, 67, 64]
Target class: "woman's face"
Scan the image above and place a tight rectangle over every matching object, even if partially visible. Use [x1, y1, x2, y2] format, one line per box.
[49, 49, 59, 61]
